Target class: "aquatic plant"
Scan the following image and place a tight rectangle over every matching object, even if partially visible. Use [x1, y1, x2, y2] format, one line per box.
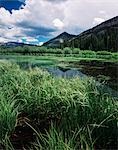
[0, 61, 117, 149]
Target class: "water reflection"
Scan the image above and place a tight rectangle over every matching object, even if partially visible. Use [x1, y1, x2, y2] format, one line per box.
[69, 60, 118, 90]
[16, 61, 118, 97]
[47, 67, 85, 78]
[17, 61, 86, 78]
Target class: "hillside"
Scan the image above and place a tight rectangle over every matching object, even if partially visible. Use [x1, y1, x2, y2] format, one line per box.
[70, 16, 118, 52]
[43, 32, 76, 48]
[44, 16, 118, 52]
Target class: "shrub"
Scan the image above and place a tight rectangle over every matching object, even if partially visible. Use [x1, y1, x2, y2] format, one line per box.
[64, 47, 72, 54]
[80, 50, 96, 58]
[97, 51, 112, 55]
[72, 48, 80, 54]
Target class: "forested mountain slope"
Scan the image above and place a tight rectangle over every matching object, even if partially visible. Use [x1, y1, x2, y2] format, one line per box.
[44, 16, 118, 52]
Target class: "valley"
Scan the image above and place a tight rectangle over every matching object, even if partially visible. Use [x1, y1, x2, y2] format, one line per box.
[0, 15, 117, 149]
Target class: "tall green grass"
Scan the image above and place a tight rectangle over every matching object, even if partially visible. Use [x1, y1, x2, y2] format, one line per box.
[0, 61, 117, 149]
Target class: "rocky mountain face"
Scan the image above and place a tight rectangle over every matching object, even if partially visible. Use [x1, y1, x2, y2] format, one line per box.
[44, 16, 118, 52]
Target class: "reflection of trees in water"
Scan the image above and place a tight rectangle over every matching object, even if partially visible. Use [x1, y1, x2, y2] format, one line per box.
[47, 67, 85, 78]
[17, 61, 118, 90]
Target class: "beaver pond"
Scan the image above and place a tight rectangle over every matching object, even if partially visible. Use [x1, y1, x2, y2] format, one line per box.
[16, 60, 118, 91]
[0, 55, 117, 91]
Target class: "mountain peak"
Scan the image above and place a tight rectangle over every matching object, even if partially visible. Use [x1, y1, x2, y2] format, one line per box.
[59, 32, 76, 37]
[43, 32, 76, 47]
[60, 32, 69, 35]
[43, 16, 118, 51]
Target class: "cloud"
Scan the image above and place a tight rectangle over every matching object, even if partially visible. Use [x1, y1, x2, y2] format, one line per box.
[0, 0, 25, 13]
[0, 0, 118, 44]
[20, 36, 40, 45]
[93, 17, 105, 25]
[22, 37, 39, 42]
[0, 37, 10, 43]
[53, 18, 64, 29]
[17, 21, 56, 37]
[39, 42, 44, 46]
[99, 10, 106, 14]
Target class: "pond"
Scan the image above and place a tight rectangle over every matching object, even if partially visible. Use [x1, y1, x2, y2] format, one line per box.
[0, 55, 118, 92]
[15, 60, 118, 91]
[68, 60, 118, 91]
[14, 60, 118, 98]
[16, 61, 86, 78]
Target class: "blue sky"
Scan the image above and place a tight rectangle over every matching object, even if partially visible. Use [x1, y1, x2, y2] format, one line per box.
[0, 0, 118, 45]
[0, 0, 25, 13]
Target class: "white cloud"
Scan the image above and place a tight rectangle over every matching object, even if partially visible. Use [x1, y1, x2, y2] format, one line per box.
[53, 18, 64, 29]
[20, 37, 40, 45]
[0, 37, 9, 43]
[99, 10, 106, 14]
[22, 37, 39, 43]
[93, 17, 105, 25]
[38, 42, 44, 46]
[0, 0, 118, 43]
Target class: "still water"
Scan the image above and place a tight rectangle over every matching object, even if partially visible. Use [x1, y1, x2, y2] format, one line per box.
[16, 61, 118, 98]
[16, 60, 118, 90]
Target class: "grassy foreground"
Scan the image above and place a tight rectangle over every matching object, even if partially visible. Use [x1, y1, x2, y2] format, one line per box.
[0, 61, 117, 149]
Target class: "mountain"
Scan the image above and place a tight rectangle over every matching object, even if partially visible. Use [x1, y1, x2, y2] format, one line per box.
[43, 32, 76, 48]
[0, 42, 34, 47]
[70, 16, 118, 52]
[44, 16, 118, 52]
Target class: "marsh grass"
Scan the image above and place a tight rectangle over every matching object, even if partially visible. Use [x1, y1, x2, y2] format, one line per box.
[0, 93, 17, 140]
[0, 60, 117, 149]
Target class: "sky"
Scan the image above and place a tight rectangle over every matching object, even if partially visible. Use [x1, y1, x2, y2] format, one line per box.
[0, 0, 118, 45]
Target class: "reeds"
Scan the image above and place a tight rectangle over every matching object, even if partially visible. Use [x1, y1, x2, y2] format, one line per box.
[0, 60, 117, 149]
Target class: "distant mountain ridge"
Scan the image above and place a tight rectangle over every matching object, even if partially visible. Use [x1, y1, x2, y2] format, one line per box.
[0, 42, 34, 47]
[44, 16, 118, 52]
[78, 16, 118, 36]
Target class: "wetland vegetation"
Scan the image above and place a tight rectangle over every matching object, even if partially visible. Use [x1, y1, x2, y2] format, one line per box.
[0, 61, 117, 149]
[0, 45, 117, 150]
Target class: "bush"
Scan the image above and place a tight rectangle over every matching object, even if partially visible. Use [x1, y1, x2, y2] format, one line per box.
[80, 50, 96, 58]
[63, 47, 72, 54]
[97, 51, 112, 55]
[112, 52, 118, 59]
[72, 48, 80, 54]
